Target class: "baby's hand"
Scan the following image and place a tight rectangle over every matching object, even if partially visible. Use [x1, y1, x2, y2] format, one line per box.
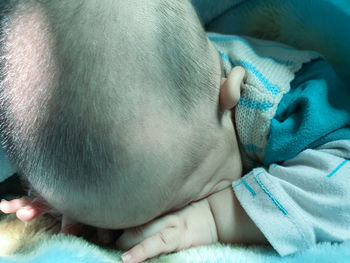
[116, 198, 218, 263]
[0, 197, 45, 221]
[0, 197, 80, 235]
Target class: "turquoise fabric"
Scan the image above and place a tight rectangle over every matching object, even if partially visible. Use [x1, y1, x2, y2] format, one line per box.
[197, 0, 350, 83]
[265, 59, 350, 165]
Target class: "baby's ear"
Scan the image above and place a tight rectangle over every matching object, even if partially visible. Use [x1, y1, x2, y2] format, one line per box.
[219, 66, 246, 111]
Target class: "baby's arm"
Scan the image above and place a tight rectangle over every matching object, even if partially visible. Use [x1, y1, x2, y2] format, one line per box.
[117, 187, 266, 263]
[232, 140, 350, 256]
[117, 140, 350, 262]
[208, 186, 266, 245]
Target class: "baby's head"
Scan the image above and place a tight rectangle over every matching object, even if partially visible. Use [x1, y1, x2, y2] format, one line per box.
[0, 0, 242, 228]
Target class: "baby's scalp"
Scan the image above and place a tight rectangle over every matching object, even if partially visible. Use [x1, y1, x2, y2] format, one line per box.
[0, 0, 224, 228]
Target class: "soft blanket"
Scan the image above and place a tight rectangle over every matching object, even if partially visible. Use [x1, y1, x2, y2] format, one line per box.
[1, 0, 350, 262]
[1, 214, 350, 263]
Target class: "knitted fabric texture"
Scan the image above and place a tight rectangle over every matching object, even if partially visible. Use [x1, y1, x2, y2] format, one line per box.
[208, 33, 320, 166]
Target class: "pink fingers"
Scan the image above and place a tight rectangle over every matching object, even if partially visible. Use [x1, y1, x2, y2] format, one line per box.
[0, 198, 45, 222]
[0, 198, 32, 214]
[16, 205, 43, 222]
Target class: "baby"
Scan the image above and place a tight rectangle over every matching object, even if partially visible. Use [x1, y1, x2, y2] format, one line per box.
[1, 0, 350, 263]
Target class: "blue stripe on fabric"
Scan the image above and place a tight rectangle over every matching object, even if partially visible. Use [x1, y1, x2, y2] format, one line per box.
[233, 173, 255, 189]
[239, 97, 273, 111]
[242, 179, 256, 196]
[233, 182, 243, 188]
[243, 144, 263, 153]
[237, 60, 280, 95]
[209, 36, 294, 66]
[217, 50, 280, 95]
[209, 35, 248, 43]
[218, 50, 233, 66]
[255, 172, 288, 215]
[327, 160, 349, 178]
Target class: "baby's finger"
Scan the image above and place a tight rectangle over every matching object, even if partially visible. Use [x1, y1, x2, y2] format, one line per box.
[116, 215, 179, 250]
[16, 205, 43, 221]
[116, 226, 148, 250]
[121, 227, 181, 263]
[0, 198, 32, 214]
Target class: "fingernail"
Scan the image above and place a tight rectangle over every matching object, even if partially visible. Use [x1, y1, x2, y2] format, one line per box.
[121, 253, 131, 263]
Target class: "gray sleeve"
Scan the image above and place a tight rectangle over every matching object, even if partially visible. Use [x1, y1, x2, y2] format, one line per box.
[232, 140, 350, 256]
